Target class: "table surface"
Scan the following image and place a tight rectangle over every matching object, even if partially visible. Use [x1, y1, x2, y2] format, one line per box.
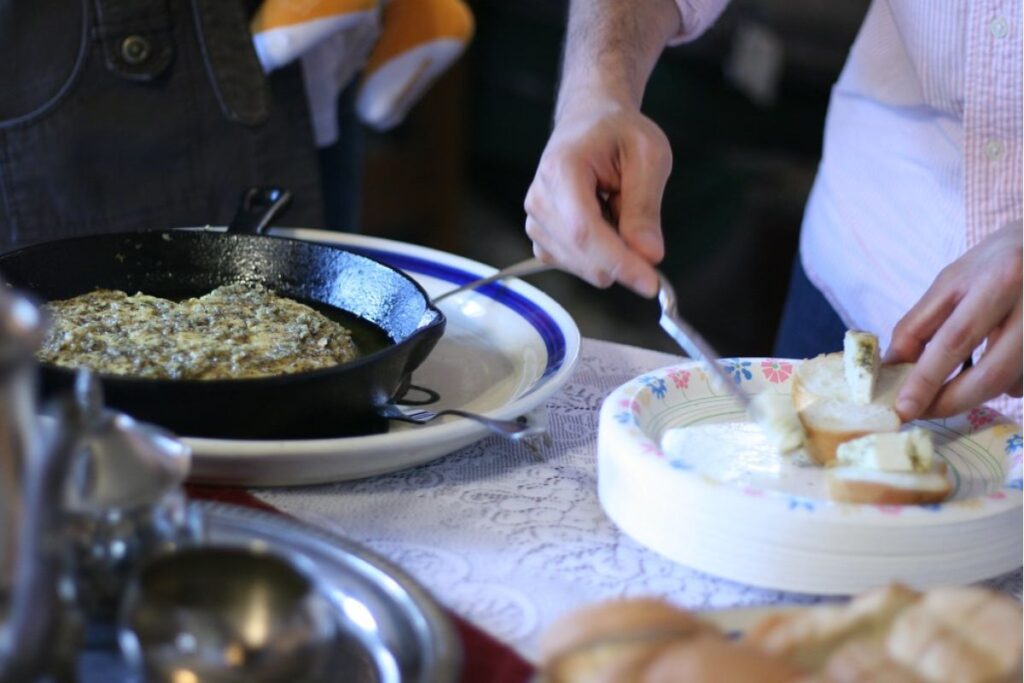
[254, 338, 1023, 662]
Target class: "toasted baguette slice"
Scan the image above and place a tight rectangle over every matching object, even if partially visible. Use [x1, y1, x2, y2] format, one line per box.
[792, 353, 914, 464]
[792, 353, 914, 412]
[835, 428, 934, 473]
[826, 463, 951, 505]
[798, 401, 902, 465]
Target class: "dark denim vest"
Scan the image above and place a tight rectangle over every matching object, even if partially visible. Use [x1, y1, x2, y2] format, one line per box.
[0, 0, 326, 248]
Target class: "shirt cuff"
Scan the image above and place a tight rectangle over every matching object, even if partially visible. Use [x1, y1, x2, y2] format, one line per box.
[667, 0, 730, 45]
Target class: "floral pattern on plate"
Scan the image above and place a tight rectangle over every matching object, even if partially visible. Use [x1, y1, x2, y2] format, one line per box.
[601, 359, 1023, 521]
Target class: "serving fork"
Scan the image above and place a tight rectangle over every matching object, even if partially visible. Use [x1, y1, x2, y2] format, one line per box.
[431, 258, 550, 304]
[379, 403, 551, 456]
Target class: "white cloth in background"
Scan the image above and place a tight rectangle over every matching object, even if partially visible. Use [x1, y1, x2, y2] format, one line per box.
[254, 339, 1023, 661]
[671, 0, 1023, 422]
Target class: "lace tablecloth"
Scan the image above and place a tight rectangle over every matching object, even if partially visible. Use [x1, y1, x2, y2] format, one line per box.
[255, 338, 1023, 662]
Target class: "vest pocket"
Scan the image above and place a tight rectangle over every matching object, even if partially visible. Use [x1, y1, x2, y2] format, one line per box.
[0, 0, 89, 125]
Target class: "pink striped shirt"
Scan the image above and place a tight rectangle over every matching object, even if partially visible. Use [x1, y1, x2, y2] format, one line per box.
[674, 0, 1023, 420]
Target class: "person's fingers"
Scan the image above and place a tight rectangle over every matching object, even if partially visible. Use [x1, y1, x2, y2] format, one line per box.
[607, 191, 623, 225]
[617, 125, 671, 267]
[525, 166, 595, 274]
[895, 280, 1019, 420]
[525, 216, 552, 257]
[884, 273, 960, 363]
[548, 162, 660, 296]
[924, 301, 1023, 417]
[530, 237, 557, 266]
[527, 169, 623, 290]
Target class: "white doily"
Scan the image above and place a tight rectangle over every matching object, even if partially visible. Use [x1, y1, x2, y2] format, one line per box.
[256, 338, 1023, 661]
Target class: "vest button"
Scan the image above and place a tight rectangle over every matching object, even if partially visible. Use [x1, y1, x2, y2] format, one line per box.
[121, 35, 152, 65]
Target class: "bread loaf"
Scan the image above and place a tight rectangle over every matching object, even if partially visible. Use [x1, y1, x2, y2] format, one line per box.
[642, 635, 800, 683]
[746, 584, 920, 671]
[539, 598, 720, 683]
[537, 587, 1022, 683]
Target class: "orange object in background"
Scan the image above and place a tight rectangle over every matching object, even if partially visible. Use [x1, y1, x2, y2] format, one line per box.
[357, 0, 474, 131]
[250, 0, 473, 139]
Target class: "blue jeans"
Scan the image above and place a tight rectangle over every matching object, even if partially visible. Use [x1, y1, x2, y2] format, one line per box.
[772, 255, 847, 359]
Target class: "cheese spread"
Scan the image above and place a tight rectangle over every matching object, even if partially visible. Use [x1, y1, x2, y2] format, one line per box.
[843, 330, 880, 405]
[38, 284, 359, 380]
[835, 428, 934, 473]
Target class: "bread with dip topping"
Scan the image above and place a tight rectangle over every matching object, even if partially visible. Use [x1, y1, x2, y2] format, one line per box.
[792, 331, 915, 465]
[826, 428, 952, 504]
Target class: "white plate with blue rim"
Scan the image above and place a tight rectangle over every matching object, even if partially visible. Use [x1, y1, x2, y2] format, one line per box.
[597, 359, 1023, 595]
[186, 230, 581, 486]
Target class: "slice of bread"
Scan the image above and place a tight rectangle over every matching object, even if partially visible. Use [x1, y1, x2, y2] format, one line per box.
[792, 352, 913, 413]
[826, 465, 952, 505]
[798, 400, 902, 466]
[825, 428, 952, 504]
[791, 352, 914, 464]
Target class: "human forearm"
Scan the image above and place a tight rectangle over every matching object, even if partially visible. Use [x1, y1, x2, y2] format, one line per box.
[555, 0, 682, 120]
[526, 0, 682, 297]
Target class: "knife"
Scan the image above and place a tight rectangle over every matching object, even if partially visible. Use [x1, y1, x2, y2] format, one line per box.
[655, 270, 804, 453]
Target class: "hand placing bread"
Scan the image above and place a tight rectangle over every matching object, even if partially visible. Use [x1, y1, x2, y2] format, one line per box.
[538, 585, 1023, 683]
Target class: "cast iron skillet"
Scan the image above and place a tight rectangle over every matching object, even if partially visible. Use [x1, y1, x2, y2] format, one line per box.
[0, 188, 446, 440]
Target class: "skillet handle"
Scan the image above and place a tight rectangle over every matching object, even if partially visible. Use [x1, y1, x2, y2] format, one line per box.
[227, 187, 293, 235]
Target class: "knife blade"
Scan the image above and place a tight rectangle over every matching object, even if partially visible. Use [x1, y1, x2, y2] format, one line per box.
[655, 270, 804, 453]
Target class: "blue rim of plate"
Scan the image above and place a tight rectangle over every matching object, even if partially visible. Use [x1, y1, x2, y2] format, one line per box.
[350, 247, 568, 379]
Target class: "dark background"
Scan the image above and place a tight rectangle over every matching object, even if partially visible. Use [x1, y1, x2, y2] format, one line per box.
[355, 0, 869, 356]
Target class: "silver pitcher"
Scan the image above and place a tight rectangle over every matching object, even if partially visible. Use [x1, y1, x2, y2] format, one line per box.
[62, 370, 197, 622]
[0, 285, 196, 682]
[0, 287, 78, 682]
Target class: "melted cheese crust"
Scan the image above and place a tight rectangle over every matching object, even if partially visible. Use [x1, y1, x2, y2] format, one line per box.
[38, 284, 359, 380]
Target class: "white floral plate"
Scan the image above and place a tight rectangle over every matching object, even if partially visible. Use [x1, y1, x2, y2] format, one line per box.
[186, 230, 581, 486]
[597, 359, 1023, 594]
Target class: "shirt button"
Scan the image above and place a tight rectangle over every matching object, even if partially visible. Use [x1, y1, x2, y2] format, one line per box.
[985, 138, 1006, 160]
[121, 35, 152, 65]
[989, 16, 1009, 38]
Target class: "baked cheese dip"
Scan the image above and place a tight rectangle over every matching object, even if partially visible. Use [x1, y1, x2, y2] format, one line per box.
[38, 284, 359, 380]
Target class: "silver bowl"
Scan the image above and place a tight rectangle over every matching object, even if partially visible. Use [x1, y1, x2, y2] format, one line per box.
[113, 502, 461, 682]
[119, 546, 339, 682]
